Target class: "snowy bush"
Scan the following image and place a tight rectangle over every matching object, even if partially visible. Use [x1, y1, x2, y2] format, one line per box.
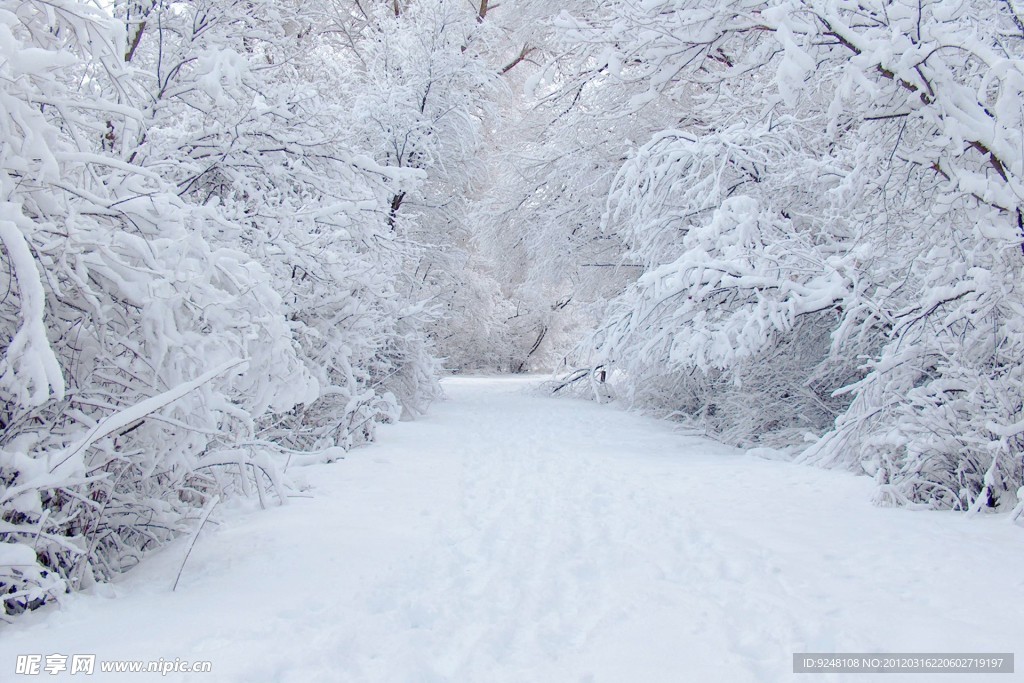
[564, 0, 1024, 511]
[0, 0, 308, 616]
[0, 0, 442, 618]
[118, 0, 445, 441]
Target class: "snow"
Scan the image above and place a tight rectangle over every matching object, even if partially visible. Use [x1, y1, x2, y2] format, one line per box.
[44, 359, 248, 481]
[3, 377, 1022, 682]
[0, 208, 65, 407]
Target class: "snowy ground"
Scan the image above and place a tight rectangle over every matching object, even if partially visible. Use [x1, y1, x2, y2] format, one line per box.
[3, 377, 1022, 682]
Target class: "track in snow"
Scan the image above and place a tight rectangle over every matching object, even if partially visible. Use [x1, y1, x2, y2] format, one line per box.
[3, 377, 1022, 682]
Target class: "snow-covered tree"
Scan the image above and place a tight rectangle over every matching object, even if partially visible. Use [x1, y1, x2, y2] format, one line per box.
[460, 0, 638, 373]
[561, 0, 1024, 511]
[115, 0, 444, 433]
[1, 0, 444, 618]
[334, 0, 504, 371]
[0, 0, 320, 616]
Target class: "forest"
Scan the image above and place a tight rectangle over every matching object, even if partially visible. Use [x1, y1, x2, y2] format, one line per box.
[2, 0, 1023, 620]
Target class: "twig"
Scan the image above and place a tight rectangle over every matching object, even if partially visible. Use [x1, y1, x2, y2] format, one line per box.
[172, 495, 220, 592]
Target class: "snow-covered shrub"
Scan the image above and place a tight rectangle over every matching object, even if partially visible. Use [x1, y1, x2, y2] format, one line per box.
[0, 1, 321, 617]
[565, 0, 1024, 510]
[590, 125, 868, 446]
[0, 0, 443, 618]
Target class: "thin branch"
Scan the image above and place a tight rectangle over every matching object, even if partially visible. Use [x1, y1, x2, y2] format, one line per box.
[172, 495, 220, 592]
[501, 45, 535, 75]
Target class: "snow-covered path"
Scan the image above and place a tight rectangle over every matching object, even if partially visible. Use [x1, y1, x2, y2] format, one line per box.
[4, 377, 1022, 682]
